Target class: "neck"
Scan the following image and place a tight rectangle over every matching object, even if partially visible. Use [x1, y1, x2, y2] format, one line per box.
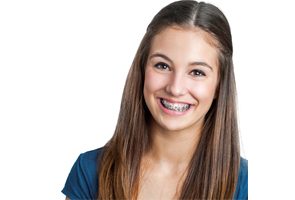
[147, 120, 202, 166]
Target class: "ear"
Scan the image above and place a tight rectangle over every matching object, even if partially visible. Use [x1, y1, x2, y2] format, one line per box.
[213, 77, 220, 99]
[213, 88, 219, 99]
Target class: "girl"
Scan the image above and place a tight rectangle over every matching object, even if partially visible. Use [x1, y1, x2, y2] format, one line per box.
[62, 1, 248, 199]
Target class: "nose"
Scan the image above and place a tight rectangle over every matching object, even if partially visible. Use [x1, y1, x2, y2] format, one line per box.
[165, 72, 187, 97]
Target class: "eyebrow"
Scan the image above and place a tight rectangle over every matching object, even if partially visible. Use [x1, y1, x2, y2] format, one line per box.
[149, 53, 213, 71]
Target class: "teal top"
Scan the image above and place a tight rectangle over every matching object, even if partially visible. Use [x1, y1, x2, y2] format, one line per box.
[62, 147, 248, 199]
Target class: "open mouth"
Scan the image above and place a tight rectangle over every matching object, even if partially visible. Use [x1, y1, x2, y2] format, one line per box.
[160, 98, 191, 112]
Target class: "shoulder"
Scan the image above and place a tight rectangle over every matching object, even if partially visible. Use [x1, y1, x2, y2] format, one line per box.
[79, 147, 104, 165]
[239, 157, 248, 177]
[234, 157, 248, 199]
[62, 147, 104, 200]
[75, 147, 104, 179]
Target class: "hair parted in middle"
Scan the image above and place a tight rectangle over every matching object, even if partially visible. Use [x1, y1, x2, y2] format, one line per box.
[98, 1, 240, 199]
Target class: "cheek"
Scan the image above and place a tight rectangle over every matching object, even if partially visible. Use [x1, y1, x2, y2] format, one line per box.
[144, 68, 166, 95]
[190, 81, 217, 104]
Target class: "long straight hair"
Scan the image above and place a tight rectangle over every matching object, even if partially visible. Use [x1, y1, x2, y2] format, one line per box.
[98, 1, 240, 199]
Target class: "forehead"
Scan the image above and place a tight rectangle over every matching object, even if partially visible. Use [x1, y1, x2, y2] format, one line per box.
[149, 26, 219, 68]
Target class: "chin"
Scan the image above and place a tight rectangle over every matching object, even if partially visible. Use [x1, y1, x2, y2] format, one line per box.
[157, 120, 192, 132]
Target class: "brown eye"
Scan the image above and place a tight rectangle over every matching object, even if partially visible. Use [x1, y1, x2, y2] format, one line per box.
[191, 69, 206, 77]
[154, 62, 170, 71]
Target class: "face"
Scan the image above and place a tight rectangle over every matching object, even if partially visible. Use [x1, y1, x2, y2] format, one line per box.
[143, 26, 219, 133]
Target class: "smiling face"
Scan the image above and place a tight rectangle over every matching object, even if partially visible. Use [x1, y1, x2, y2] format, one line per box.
[143, 26, 220, 133]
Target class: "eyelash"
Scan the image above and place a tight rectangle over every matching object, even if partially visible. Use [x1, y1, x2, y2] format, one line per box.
[154, 62, 170, 70]
[190, 69, 206, 77]
[153, 62, 206, 77]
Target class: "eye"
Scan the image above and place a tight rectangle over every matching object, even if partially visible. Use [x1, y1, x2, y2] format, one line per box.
[154, 62, 170, 71]
[190, 69, 206, 77]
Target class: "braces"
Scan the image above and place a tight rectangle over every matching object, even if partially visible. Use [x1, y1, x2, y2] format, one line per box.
[161, 99, 190, 112]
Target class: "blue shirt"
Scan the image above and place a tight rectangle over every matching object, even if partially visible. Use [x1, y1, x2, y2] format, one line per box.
[62, 148, 248, 200]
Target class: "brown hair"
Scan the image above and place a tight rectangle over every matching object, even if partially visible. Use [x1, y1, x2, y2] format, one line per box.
[98, 1, 240, 199]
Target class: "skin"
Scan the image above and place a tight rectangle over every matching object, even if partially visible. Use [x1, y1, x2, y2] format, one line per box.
[139, 26, 220, 200]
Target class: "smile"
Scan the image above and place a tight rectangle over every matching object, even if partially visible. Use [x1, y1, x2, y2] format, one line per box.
[160, 98, 191, 112]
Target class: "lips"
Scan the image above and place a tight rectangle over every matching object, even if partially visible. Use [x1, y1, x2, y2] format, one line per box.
[160, 98, 191, 112]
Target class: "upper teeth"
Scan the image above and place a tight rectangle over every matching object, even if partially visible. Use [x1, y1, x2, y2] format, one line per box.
[161, 99, 190, 112]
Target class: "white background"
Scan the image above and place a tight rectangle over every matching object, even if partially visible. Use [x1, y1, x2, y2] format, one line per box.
[1, 0, 295, 199]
